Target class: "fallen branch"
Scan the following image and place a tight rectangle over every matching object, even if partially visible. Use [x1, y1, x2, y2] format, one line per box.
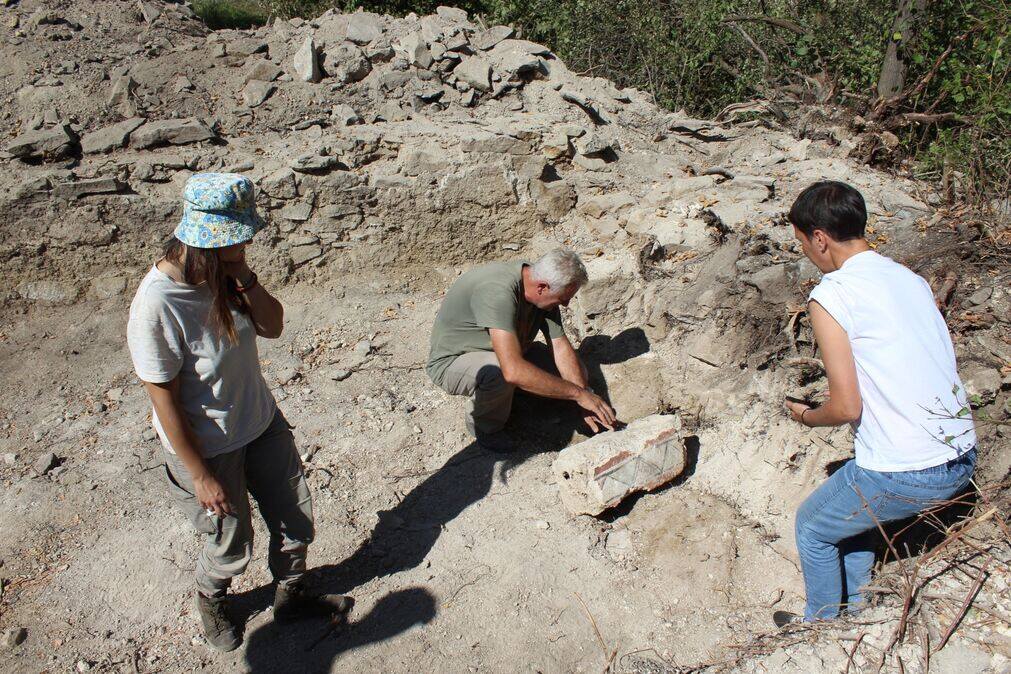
[843, 631, 865, 674]
[574, 593, 617, 672]
[723, 14, 810, 35]
[728, 21, 769, 68]
[935, 558, 992, 652]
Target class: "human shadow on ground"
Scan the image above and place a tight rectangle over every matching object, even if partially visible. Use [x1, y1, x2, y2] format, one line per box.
[241, 329, 650, 671]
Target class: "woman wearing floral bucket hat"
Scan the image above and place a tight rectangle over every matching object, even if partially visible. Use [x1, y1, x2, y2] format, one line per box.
[127, 173, 353, 652]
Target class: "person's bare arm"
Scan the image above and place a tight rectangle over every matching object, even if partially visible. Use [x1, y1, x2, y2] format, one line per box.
[551, 335, 588, 387]
[222, 254, 284, 339]
[143, 378, 233, 516]
[785, 300, 863, 427]
[490, 329, 615, 429]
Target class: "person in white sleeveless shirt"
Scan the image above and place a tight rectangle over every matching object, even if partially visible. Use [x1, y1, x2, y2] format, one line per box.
[774, 181, 976, 626]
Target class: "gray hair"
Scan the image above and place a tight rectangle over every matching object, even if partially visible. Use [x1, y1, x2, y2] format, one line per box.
[529, 248, 588, 290]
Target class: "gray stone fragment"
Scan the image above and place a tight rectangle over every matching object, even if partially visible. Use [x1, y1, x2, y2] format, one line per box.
[443, 31, 469, 51]
[244, 60, 283, 83]
[88, 275, 128, 299]
[130, 118, 215, 149]
[52, 178, 124, 199]
[332, 103, 362, 126]
[291, 155, 343, 173]
[227, 37, 268, 57]
[108, 75, 138, 116]
[294, 36, 321, 83]
[322, 43, 371, 83]
[290, 244, 323, 265]
[242, 80, 276, 107]
[137, 0, 161, 23]
[17, 280, 79, 305]
[261, 168, 298, 199]
[4, 627, 27, 649]
[398, 32, 432, 69]
[346, 13, 383, 44]
[4, 124, 77, 161]
[436, 5, 469, 22]
[33, 452, 59, 475]
[552, 414, 688, 516]
[472, 25, 514, 50]
[454, 55, 492, 92]
[574, 132, 617, 157]
[279, 202, 312, 221]
[965, 287, 993, 307]
[81, 117, 146, 154]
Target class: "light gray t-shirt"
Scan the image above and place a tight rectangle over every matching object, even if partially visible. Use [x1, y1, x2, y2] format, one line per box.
[127, 266, 275, 458]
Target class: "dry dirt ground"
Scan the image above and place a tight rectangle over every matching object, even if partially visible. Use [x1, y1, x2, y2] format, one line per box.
[0, 2, 1008, 673]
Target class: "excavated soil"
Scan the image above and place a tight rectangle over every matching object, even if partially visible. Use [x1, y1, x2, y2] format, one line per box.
[0, 2, 1008, 672]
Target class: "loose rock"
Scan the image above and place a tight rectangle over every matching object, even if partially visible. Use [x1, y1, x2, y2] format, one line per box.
[130, 118, 215, 149]
[294, 35, 321, 83]
[81, 117, 146, 154]
[33, 452, 60, 475]
[4, 124, 78, 161]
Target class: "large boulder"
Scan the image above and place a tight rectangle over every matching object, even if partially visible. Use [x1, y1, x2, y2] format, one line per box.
[552, 414, 688, 516]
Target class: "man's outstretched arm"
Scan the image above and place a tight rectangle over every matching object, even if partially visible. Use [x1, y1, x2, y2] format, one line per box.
[550, 334, 588, 387]
[490, 328, 615, 429]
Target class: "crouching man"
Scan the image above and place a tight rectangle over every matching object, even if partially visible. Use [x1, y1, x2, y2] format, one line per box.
[776, 181, 977, 626]
[427, 248, 616, 452]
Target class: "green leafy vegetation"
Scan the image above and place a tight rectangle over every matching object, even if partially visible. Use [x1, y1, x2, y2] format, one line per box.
[193, 0, 270, 29]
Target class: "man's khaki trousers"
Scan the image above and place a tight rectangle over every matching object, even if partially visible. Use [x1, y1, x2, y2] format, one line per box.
[438, 344, 557, 436]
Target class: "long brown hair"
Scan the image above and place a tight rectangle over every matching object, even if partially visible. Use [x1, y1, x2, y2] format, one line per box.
[163, 238, 246, 343]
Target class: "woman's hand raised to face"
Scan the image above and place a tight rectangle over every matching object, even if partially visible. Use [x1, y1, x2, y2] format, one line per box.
[218, 244, 254, 285]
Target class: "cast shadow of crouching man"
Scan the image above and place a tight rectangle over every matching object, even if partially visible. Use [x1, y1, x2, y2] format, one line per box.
[243, 328, 649, 671]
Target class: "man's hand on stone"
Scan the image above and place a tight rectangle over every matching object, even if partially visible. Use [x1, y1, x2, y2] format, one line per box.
[576, 388, 616, 431]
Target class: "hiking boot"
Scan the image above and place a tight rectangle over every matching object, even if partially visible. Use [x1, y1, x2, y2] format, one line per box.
[474, 429, 514, 453]
[273, 583, 354, 624]
[773, 610, 804, 628]
[196, 593, 241, 652]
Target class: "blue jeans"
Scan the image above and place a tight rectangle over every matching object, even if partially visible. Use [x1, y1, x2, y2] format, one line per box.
[795, 451, 975, 620]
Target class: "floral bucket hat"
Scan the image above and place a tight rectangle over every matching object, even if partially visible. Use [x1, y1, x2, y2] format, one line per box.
[174, 173, 266, 249]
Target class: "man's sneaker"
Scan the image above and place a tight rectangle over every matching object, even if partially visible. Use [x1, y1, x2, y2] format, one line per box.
[273, 583, 354, 624]
[196, 593, 241, 652]
[474, 429, 514, 453]
[773, 610, 805, 628]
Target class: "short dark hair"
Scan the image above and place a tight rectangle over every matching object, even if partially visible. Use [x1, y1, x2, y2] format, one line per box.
[788, 181, 867, 241]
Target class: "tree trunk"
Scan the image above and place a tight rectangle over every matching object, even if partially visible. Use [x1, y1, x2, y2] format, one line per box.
[877, 0, 928, 99]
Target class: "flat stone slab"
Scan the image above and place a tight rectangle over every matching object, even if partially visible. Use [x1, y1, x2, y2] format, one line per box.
[81, 117, 146, 154]
[130, 118, 215, 149]
[552, 414, 687, 516]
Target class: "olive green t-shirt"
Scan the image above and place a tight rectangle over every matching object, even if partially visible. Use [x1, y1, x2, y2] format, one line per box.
[426, 261, 566, 387]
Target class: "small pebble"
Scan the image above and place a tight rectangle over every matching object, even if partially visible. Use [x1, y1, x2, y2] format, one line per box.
[4, 627, 27, 648]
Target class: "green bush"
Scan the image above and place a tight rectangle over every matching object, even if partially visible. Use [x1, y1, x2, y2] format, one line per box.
[193, 0, 270, 29]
